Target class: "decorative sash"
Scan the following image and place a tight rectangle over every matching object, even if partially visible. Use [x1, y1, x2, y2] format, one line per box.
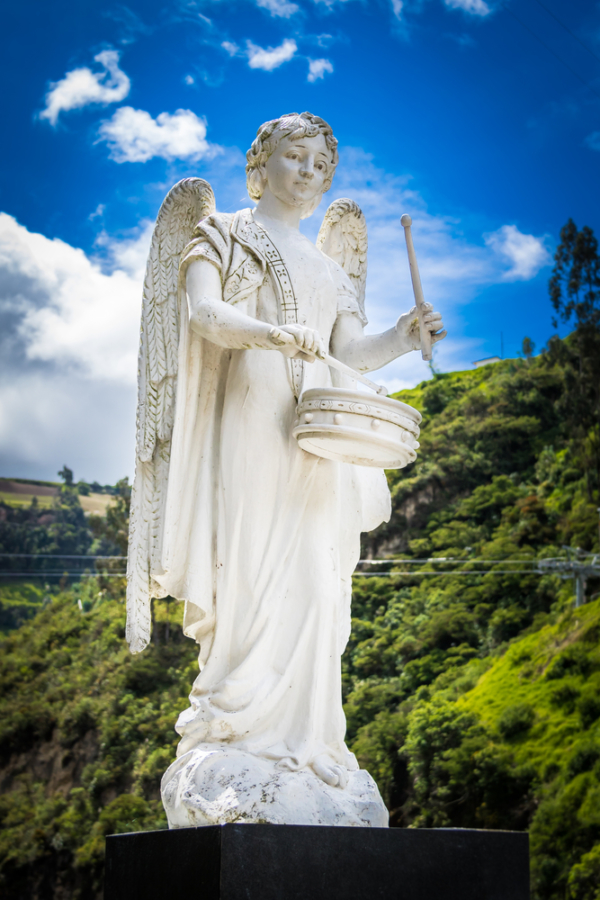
[233, 213, 304, 399]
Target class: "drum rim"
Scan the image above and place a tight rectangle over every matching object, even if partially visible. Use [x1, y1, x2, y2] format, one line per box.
[297, 386, 422, 424]
[293, 423, 416, 469]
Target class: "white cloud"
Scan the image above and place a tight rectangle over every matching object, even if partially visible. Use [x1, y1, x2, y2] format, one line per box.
[307, 58, 334, 82]
[40, 50, 130, 126]
[391, 0, 403, 18]
[255, 0, 299, 16]
[222, 41, 240, 56]
[0, 213, 148, 382]
[0, 214, 151, 481]
[443, 0, 491, 16]
[312, 0, 357, 7]
[246, 39, 298, 71]
[585, 131, 600, 151]
[222, 38, 298, 72]
[484, 224, 551, 280]
[95, 221, 154, 284]
[97, 107, 220, 163]
[0, 370, 136, 484]
[88, 203, 105, 221]
[0, 146, 247, 483]
[184, 74, 195, 85]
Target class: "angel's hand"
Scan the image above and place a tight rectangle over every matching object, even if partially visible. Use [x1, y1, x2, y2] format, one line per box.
[396, 303, 447, 352]
[268, 325, 326, 363]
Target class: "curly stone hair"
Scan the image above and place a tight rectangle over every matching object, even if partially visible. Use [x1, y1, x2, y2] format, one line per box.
[245, 112, 339, 214]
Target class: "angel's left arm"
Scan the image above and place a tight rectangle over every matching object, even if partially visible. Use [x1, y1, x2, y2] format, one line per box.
[331, 304, 447, 374]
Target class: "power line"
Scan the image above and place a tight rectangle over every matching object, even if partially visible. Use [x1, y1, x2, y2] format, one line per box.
[0, 553, 126, 559]
[357, 557, 556, 565]
[529, 0, 600, 65]
[0, 572, 126, 578]
[0, 567, 569, 576]
[353, 570, 563, 577]
[0, 554, 578, 564]
[504, 5, 600, 103]
[1, 556, 596, 587]
[2, 569, 541, 576]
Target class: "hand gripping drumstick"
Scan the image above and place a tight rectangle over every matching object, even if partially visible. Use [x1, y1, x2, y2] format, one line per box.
[269, 328, 388, 396]
[400, 214, 432, 362]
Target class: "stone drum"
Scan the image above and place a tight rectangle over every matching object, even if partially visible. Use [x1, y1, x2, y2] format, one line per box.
[293, 386, 421, 469]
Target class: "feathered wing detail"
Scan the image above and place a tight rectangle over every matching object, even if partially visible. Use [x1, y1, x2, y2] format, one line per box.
[316, 198, 368, 321]
[126, 178, 216, 653]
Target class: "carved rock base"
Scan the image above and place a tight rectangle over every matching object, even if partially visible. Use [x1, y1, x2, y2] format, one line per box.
[161, 745, 389, 828]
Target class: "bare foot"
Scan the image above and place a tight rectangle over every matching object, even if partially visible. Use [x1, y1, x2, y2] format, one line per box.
[311, 754, 349, 789]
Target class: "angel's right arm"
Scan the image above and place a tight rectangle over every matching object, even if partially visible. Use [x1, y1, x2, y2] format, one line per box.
[186, 259, 322, 359]
[186, 259, 275, 350]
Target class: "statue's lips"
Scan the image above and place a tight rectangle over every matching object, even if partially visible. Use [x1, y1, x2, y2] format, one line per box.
[291, 181, 318, 200]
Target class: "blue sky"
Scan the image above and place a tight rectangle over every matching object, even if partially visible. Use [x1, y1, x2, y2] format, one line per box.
[1, 0, 599, 482]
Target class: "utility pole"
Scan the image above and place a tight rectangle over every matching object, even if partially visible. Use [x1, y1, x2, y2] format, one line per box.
[539, 551, 600, 608]
[576, 572, 587, 608]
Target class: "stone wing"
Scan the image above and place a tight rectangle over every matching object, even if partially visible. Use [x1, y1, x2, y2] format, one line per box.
[316, 198, 368, 322]
[126, 178, 216, 653]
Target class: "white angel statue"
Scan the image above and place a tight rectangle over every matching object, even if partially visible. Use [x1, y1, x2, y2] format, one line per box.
[126, 112, 446, 828]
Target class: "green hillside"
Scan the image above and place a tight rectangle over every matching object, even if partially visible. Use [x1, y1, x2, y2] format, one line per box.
[0, 478, 130, 633]
[0, 334, 599, 899]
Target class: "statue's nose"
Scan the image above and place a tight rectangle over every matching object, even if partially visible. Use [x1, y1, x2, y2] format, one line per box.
[299, 162, 315, 179]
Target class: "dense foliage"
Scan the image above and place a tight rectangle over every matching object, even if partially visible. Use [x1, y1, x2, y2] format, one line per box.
[0, 487, 94, 560]
[0, 477, 130, 561]
[0, 586, 193, 899]
[0, 479, 131, 633]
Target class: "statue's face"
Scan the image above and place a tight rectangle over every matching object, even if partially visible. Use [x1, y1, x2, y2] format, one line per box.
[263, 133, 331, 210]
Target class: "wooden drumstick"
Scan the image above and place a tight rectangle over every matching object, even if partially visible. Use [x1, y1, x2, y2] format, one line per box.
[269, 328, 388, 395]
[400, 214, 432, 362]
[320, 350, 388, 396]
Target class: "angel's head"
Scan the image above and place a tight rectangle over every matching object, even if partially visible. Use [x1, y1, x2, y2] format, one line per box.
[246, 112, 339, 218]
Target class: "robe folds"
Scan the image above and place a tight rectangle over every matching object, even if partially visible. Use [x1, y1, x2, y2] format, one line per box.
[155, 209, 391, 773]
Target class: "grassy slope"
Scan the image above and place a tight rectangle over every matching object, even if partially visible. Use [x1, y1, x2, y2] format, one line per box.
[0, 481, 114, 514]
[460, 600, 600, 898]
[0, 349, 599, 899]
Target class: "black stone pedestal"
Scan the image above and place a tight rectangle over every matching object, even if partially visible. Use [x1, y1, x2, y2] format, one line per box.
[104, 824, 529, 900]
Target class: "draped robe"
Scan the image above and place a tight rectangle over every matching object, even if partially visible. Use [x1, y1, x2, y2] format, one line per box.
[155, 209, 391, 773]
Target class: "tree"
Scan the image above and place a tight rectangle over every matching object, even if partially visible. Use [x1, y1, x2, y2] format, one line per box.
[89, 477, 130, 556]
[522, 337, 535, 360]
[548, 219, 600, 502]
[58, 466, 74, 487]
[550, 220, 600, 336]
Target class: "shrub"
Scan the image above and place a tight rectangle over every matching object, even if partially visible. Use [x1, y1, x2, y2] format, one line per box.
[578, 690, 600, 730]
[550, 681, 581, 712]
[567, 745, 600, 780]
[497, 703, 535, 740]
[488, 607, 527, 646]
[568, 843, 600, 900]
[420, 608, 479, 651]
[545, 647, 591, 680]
[59, 699, 97, 747]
